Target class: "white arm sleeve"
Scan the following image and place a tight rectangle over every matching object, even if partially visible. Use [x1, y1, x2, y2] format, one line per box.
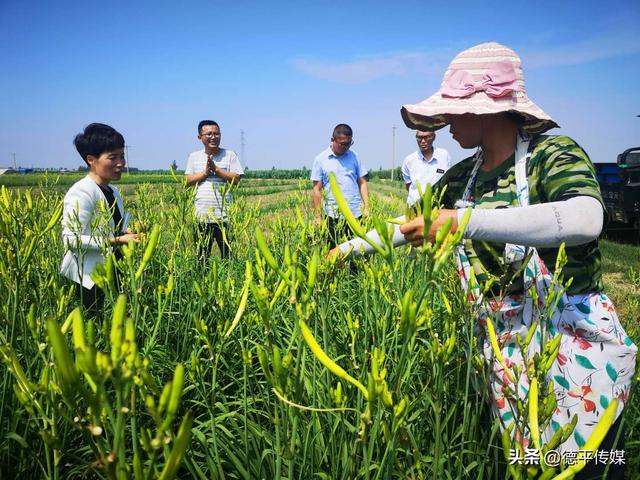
[336, 196, 603, 258]
[338, 216, 407, 257]
[458, 195, 603, 247]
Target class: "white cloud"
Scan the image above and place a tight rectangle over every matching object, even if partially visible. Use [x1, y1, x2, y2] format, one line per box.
[289, 51, 448, 84]
[291, 31, 640, 84]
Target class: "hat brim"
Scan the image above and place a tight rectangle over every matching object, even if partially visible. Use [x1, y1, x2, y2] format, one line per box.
[401, 91, 559, 134]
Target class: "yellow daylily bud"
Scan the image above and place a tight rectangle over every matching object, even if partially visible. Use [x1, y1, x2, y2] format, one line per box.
[486, 317, 514, 382]
[158, 382, 172, 416]
[255, 227, 282, 275]
[307, 248, 319, 290]
[158, 411, 194, 480]
[528, 377, 540, 450]
[46, 318, 80, 394]
[224, 262, 252, 338]
[299, 319, 368, 400]
[71, 308, 87, 352]
[167, 364, 184, 418]
[43, 203, 63, 235]
[135, 225, 161, 280]
[524, 320, 538, 349]
[110, 295, 127, 363]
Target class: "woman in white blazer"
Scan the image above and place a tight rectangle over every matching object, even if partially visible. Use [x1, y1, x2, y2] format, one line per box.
[61, 123, 139, 313]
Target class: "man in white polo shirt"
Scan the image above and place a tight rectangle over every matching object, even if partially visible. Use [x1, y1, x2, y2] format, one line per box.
[401, 130, 451, 207]
[185, 120, 244, 259]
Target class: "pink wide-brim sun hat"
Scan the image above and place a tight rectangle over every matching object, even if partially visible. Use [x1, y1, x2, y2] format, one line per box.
[401, 42, 558, 134]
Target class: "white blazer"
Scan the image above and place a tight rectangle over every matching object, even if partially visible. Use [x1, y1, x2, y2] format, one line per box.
[60, 175, 126, 289]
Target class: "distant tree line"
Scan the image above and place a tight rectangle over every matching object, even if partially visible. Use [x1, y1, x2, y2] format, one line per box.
[242, 167, 311, 179]
[367, 167, 403, 181]
[241, 166, 404, 181]
[65, 164, 404, 180]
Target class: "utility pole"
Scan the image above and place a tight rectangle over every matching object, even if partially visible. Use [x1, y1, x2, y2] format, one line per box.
[240, 130, 246, 167]
[11, 153, 17, 169]
[391, 126, 396, 181]
[125, 145, 132, 174]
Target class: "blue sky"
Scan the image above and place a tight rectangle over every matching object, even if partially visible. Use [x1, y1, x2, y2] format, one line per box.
[1, 0, 639, 171]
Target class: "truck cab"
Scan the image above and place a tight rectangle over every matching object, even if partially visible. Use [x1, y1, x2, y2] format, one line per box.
[594, 147, 640, 239]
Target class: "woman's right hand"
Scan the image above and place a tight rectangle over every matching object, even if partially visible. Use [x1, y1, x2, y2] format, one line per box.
[115, 232, 140, 245]
[327, 246, 342, 261]
[399, 209, 458, 246]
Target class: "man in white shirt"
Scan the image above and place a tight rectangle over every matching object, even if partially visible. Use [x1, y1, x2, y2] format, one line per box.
[185, 120, 244, 259]
[401, 130, 451, 206]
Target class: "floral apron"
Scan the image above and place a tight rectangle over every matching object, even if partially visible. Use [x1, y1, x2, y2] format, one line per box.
[454, 134, 637, 452]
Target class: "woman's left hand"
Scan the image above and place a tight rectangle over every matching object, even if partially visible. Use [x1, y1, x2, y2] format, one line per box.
[399, 209, 459, 247]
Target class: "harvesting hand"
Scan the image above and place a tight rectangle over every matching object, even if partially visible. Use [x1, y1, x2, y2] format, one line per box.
[399, 209, 458, 247]
[326, 246, 348, 269]
[327, 246, 343, 261]
[114, 232, 140, 245]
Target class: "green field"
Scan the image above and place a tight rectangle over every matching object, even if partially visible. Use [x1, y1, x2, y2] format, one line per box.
[0, 175, 638, 479]
[0, 172, 309, 189]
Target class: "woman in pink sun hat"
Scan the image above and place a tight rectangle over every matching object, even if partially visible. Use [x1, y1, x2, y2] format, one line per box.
[335, 42, 636, 478]
[400, 42, 558, 134]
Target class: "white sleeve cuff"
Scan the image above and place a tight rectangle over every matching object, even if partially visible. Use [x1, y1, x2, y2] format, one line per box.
[338, 216, 408, 257]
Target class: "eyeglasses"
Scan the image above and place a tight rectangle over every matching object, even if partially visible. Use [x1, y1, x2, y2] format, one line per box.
[200, 132, 221, 138]
[333, 139, 354, 147]
[416, 136, 434, 143]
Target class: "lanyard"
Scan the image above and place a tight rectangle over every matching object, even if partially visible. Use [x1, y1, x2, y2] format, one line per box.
[455, 132, 532, 262]
[454, 149, 483, 209]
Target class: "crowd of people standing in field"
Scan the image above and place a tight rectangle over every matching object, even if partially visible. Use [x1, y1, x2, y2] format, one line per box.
[60, 42, 635, 479]
[61, 116, 451, 309]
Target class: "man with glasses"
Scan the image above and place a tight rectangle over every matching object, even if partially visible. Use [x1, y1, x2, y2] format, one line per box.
[185, 120, 243, 259]
[401, 130, 451, 207]
[311, 123, 369, 248]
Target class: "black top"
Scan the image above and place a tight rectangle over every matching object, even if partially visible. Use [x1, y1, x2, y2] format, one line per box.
[98, 184, 124, 260]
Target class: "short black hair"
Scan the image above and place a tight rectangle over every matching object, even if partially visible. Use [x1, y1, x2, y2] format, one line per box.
[198, 120, 219, 134]
[416, 130, 436, 137]
[332, 123, 353, 138]
[73, 123, 125, 165]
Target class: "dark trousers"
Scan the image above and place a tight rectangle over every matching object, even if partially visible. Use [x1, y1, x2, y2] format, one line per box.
[327, 216, 360, 274]
[76, 267, 121, 319]
[78, 284, 104, 317]
[196, 222, 231, 259]
[326, 216, 360, 249]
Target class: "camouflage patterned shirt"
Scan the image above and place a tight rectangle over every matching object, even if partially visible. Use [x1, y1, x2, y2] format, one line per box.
[438, 135, 604, 294]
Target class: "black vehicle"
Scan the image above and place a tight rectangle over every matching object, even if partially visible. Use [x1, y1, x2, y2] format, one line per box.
[594, 147, 640, 239]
